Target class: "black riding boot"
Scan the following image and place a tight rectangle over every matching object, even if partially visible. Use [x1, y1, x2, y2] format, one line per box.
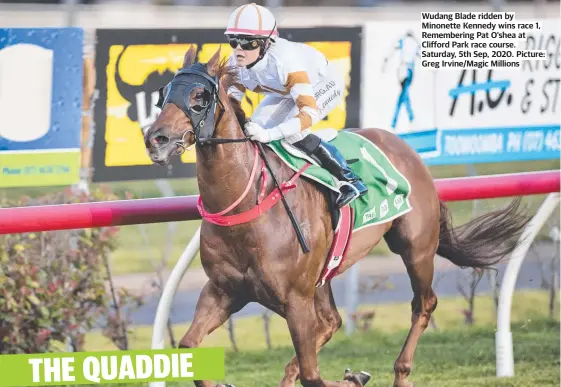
[293, 135, 368, 208]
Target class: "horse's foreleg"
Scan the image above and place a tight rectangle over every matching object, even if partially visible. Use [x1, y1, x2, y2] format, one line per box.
[279, 282, 342, 387]
[285, 295, 370, 387]
[178, 281, 247, 387]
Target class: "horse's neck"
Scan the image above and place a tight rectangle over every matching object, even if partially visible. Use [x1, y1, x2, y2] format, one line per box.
[196, 114, 257, 214]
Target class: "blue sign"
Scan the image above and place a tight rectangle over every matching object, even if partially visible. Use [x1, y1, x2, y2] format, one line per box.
[0, 28, 83, 187]
[429, 124, 560, 166]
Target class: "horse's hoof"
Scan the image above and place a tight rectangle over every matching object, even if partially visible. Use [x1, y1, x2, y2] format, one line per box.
[344, 368, 371, 386]
[216, 384, 235, 387]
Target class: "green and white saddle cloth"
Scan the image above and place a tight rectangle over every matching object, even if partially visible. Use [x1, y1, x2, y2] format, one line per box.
[266, 129, 413, 232]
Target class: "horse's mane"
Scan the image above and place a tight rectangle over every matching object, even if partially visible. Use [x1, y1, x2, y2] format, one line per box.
[215, 57, 249, 128]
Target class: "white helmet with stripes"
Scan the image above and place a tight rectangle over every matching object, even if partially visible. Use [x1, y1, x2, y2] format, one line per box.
[224, 3, 278, 39]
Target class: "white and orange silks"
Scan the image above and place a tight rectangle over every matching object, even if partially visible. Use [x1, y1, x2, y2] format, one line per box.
[227, 36, 345, 144]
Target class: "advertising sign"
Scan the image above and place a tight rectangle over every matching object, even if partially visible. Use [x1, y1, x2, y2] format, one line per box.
[92, 27, 362, 182]
[361, 19, 560, 165]
[0, 28, 83, 187]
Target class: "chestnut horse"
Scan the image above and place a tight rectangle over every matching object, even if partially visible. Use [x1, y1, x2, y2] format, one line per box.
[144, 46, 530, 387]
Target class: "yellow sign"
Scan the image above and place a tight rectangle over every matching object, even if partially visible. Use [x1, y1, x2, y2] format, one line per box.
[104, 41, 352, 167]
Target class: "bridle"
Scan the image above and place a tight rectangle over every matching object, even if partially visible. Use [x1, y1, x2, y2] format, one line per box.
[173, 129, 196, 155]
[154, 61, 250, 152]
[154, 57, 310, 253]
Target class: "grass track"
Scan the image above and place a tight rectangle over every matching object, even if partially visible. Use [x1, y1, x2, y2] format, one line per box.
[79, 319, 560, 387]
[198, 320, 560, 387]
[69, 291, 560, 386]
[84, 290, 559, 352]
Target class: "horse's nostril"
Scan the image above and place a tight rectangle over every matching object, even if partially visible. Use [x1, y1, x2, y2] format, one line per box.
[153, 135, 170, 146]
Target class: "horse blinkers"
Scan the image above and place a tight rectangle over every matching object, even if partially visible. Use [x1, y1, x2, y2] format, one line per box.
[155, 64, 219, 147]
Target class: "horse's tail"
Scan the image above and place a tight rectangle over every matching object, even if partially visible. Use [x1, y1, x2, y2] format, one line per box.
[436, 197, 532, 269]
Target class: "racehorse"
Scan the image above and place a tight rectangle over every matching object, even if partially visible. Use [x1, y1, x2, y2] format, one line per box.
[144, 46, 531, 387]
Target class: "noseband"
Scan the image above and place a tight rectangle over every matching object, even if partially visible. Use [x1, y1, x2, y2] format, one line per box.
[155, 62, 249, 149]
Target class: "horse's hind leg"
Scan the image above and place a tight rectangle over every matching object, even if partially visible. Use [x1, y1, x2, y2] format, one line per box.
[279, 281, 343, 387]
[384, 217, 439, 387]
[285, 293, 371, 387]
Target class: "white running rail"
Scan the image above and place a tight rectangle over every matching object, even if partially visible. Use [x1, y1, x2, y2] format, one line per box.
[495, 192, 560, 377]
[149, 226, 201, 387]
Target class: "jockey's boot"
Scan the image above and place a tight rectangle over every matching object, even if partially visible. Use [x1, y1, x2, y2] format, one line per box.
[309, 140, 368, 208]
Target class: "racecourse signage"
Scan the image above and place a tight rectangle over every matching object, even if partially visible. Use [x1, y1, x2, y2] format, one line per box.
[0, 28, 83, 187]
[92, 27, 362, 182]
[361, 18, 560, 165]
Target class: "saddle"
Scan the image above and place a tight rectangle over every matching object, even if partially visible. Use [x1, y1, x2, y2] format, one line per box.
[276, 128, 345, 230]
[271, 129, 355, 287]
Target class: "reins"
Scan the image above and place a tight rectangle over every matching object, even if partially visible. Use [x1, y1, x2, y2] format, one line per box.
[167, 65, 311, 253]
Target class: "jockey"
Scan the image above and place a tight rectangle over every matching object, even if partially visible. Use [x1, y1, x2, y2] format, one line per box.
[224, 3, 368, 208]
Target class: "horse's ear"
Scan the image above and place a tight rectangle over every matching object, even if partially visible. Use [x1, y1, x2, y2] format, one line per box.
[206, 47, 221, 76]
[183, 45, 197, 67]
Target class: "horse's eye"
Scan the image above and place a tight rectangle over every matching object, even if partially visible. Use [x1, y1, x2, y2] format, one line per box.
[189, 87, 209, 113]
[191, 105, 204, 113]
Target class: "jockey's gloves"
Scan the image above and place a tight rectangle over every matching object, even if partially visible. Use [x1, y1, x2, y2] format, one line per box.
[244, 122, 283, 143]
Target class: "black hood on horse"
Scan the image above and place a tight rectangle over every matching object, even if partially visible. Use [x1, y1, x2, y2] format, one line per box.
[155, 62, 221, 146]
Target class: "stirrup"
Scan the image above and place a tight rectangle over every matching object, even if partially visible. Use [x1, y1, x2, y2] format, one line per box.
[308, 140, 368, 205]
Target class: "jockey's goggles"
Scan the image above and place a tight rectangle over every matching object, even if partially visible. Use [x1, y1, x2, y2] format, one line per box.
[227, 36, 261, 50]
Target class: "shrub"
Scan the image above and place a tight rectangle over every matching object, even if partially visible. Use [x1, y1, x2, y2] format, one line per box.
[0, 186, 142, 354]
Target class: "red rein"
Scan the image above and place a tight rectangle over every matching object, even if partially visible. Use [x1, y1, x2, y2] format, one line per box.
[197, 144, 311, 226]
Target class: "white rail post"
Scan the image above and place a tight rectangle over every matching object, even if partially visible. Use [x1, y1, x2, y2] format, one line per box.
[344, 262, 360, 336]
[495, 192, 560, 377]
[149, 226, 201, 387]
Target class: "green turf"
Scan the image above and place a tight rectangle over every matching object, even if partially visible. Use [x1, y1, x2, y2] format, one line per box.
[207, 319, 559, 387]
[1, 159, 559, 275]
[110, 220, 203, 273]
[209, 320, 559, 387]
[83, 290, 558, 352]
[80, 318, 560, 387]
[63, 290, 561, 386]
